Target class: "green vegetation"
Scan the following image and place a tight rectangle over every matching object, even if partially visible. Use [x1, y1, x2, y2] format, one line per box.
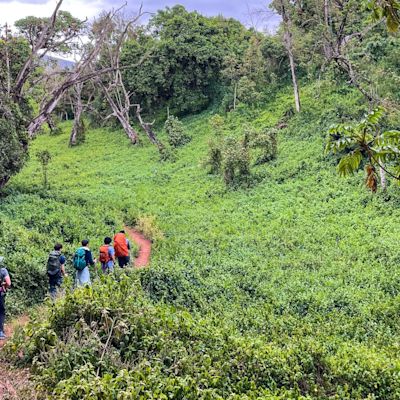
[3, 0, 400, 398]
[2, 81, 400, 398]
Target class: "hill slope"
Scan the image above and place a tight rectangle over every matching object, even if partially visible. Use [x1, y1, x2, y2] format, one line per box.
[3, 82, 400, 398]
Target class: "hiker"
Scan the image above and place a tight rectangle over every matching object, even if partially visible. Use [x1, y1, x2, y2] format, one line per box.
[73, 239, 96, 287]
[47, 243, 67, 299]
[113, 230, 131, 268]
[0, 256, 11, 340]
[99, 237, 115, 274]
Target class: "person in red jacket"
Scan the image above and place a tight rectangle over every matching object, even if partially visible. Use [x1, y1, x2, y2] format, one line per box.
[113, 230, 131, 268]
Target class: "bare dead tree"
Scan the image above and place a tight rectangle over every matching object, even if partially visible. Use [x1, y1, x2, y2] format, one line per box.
[133, 104, 162, 148]
[26, 5, 148, 139]
[268, 0, 301, 112]
[93, 9, 147, 145]
[13, 0, 83, 101]
[69, 82, 84, 146]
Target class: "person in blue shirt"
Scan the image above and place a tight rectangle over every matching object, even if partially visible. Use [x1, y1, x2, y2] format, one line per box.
[99, 237, 115, 274]
[46, 243, 67, 299]
[0, 256, 11, 340]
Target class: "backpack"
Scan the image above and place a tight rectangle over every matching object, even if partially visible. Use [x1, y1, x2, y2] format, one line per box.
[73, 247, 87, 271]
[99, 245, 110, 264]
[47, 250, 61, 275]
[114, 233, 129, 257]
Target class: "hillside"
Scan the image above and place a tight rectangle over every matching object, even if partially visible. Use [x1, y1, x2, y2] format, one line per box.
[2, 82, 400, 398]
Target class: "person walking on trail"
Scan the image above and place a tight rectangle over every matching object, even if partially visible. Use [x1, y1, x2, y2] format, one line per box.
[74, 240, 96, 287]
[99, 237, 115, 274]
[47, 243, 67, 299]
[114, 230, 131, 268]
[0, 256, 11, 340]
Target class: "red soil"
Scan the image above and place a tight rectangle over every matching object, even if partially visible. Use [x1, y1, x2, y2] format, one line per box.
[125, 227, 152, 268]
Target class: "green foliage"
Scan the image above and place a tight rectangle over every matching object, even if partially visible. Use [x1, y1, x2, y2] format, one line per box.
[14, 11, 84, 53]
[249, 127, 278, 165]
[0, 101, 29, 188]
[36, 150, 51, 189]
[164, 115, 191, 148]
[367, 0, 400, 32]
[222, 136, 250, 186]
[135, 215, 164, 242]
[121, 6, 253, 116]
[4, 79, 400, 398]
[325, 107, 400, 191]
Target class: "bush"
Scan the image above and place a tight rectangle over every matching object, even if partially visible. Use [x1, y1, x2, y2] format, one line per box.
[222, 136, 250, 186]
[249, 127, 278, 165]
[135, 215, 164, 242]
[164, 115, 191, 148]
[0, 101, 29, 188]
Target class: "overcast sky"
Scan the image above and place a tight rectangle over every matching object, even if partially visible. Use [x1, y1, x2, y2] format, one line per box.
[0, 0, 279, 31]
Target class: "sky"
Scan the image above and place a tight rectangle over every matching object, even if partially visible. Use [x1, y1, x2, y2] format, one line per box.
[0, 0, 279, 31]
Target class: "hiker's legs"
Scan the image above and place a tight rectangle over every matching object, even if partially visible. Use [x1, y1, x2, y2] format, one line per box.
[76, 267, 91, 287]
[0, 295, 5, 333]
[117, 256, 130, 268]
[49, 273, 63, 299]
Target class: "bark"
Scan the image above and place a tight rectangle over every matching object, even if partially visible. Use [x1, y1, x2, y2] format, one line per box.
[0, 176, 10, 191]
[47, 114, 57, 133]
[380, 165, 387, 190]
[4, 23, 11, 96]
[281, 0, 301, 113]
[99, 80, 139, 144]
[69, 83, 84, 146]
[134, 104, 162, 147]
[233, 82, 237, 110]
[13, 0, 63, 100]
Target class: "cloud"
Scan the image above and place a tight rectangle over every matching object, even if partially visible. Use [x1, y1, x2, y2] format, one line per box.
[0, 0, 108, 25]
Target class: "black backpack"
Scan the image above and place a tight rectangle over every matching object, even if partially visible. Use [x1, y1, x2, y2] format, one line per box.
[47, 250, 61, 275]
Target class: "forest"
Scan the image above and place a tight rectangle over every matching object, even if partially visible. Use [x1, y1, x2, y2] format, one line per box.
[2, 0, 400, 398]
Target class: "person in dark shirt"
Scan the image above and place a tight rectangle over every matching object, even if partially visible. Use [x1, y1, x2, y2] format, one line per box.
[0, 256, 12, 340]
[47, 243, 67, 299]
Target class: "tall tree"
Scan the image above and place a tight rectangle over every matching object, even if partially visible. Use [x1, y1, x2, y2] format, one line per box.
[271, 0, 301, 112]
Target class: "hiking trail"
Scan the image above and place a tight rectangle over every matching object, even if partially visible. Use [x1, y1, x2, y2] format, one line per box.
[0, 228, 151, 398]
[126, 227, 152, 268]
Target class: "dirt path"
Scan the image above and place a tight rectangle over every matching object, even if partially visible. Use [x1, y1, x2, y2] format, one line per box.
[0, 228, 151, 399]
[125, 227, 152, 268]
[0, 314, 35, 400]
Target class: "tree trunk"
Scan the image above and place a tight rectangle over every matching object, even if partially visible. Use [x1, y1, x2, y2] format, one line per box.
[380, 165, 387, 190]
[69, 100, 83, 146]
[134, 104, 162, 148]
[233, 82, 237, 110]
[117, 112, 139, 144]
[47, 114, 57, 133]
[99, 81, 139, 144]
[281, 0, 301, 113]
[0, 176, 10, 191]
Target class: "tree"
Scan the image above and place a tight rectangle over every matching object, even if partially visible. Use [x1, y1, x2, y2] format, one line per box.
[93, 10, 147, 145]
[0, 100, 29, 188]
[325, 107, 400, 191]
[368, 0, 400, 31]
[271, 0, 301, 112]
[122, 6, 252, 116]
[36, 150, 52, 189]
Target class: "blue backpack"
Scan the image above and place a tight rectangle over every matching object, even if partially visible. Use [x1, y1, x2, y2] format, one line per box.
[73, 247, 87, 271]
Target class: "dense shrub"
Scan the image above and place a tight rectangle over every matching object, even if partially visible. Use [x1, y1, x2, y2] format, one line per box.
[164, 115, 191, 148]
[222, 136, 250, 185]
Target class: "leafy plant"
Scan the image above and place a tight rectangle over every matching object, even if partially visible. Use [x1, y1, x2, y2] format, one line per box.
[164, 115, 191, 148]
[325, 107, 400, 191]
[36, 150, 52, 189]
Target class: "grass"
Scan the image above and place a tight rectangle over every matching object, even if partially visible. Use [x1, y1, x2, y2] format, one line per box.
[3, 81, 400, 398]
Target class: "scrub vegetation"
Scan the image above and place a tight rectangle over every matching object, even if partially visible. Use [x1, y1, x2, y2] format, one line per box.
[2, 0, 400, 398]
